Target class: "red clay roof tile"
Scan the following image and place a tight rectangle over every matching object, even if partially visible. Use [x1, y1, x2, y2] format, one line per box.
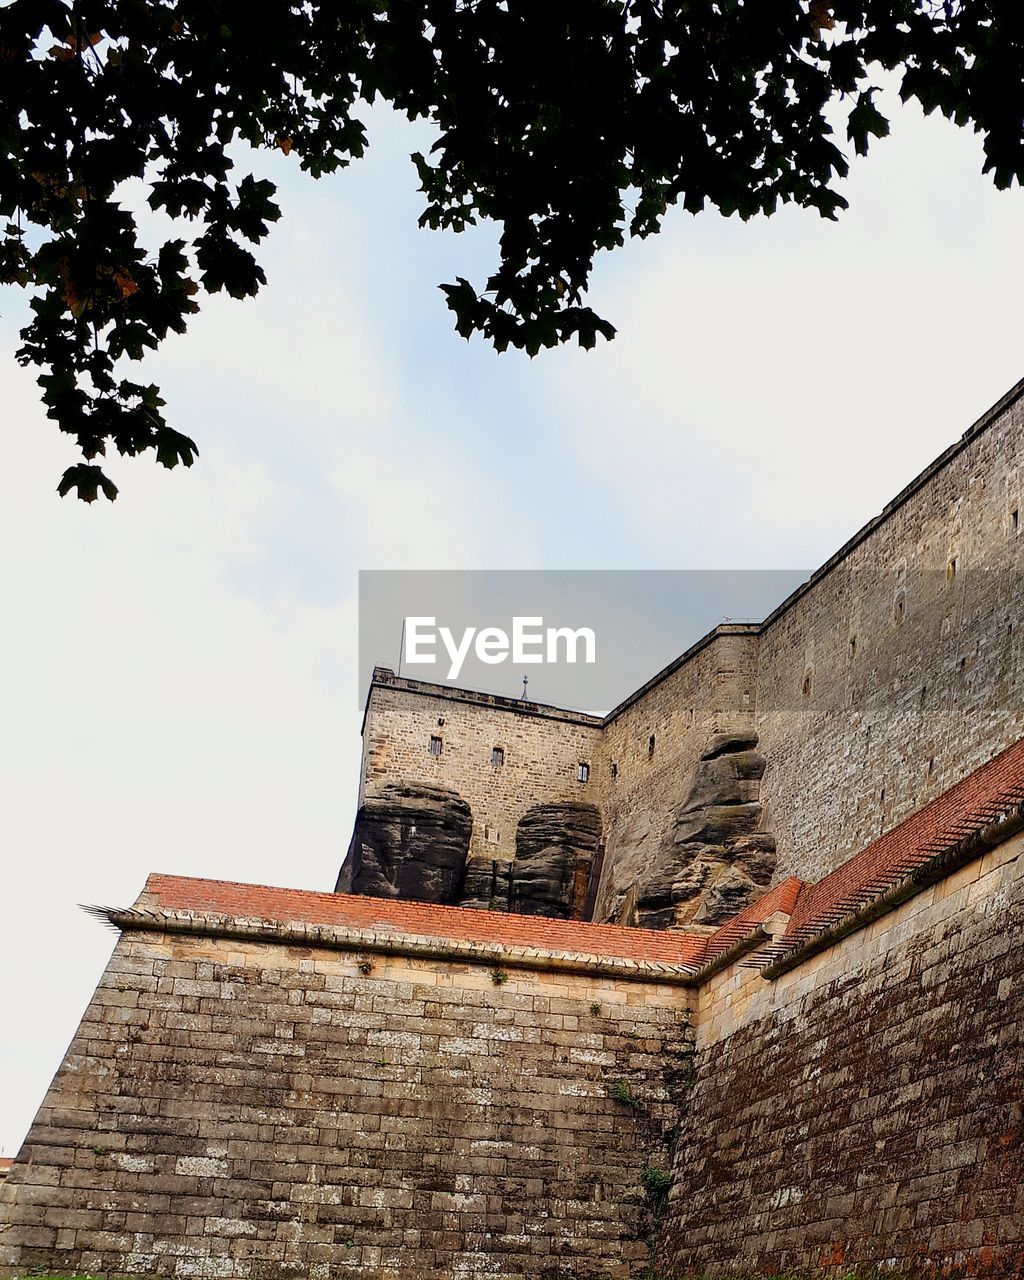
[142, 874, 709, 966]
[779, 735, 1024, 947]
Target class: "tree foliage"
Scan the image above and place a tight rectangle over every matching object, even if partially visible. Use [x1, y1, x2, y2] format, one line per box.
[0, 0, 1021, 499]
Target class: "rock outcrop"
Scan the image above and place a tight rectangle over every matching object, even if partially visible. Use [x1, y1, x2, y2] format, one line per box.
[336, 781, 473, 904]
[339, 787, 603, 921]
[458, 857, 513, 911]
[507, 802, 602, 918]
[635, 731, 776, 929]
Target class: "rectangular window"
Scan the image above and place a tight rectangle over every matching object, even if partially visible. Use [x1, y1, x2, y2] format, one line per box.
[577, 761, 590, 783]
[491, 746, 504, 767]
[428, 735, 443, 757]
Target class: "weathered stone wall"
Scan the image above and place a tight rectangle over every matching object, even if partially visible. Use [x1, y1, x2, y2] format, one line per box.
[659, 828, 1024, 1276]
[755, 391, 1024, 883]
[357, 673, 603, 867]
[0, 925, 693, 1280]
[598, 386, 1024, 895]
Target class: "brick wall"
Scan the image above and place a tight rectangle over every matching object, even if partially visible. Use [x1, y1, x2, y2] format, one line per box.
[0, 890, 694, 1280]
[659, 828, 1024, 1276]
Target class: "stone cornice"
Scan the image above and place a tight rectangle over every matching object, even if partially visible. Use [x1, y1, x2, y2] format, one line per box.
[88, 905, 702, 986]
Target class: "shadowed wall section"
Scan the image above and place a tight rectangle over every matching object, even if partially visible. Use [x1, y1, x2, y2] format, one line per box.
[661, 828, 1024, 1276]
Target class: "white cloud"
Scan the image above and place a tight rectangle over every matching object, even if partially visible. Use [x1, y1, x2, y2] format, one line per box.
[546, 98, 1024, 568]
[0, 126, 517, 1150]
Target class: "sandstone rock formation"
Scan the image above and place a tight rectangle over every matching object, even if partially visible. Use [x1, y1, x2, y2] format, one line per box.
[339, 786, 603, 920]
[635, 731, 776, 928]
[507, 802, 602, 918]
[458, 856, 513, 911]
[336, 780, 473, 904]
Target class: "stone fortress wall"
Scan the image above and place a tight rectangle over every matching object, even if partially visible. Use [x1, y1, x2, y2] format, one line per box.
[755, 383, 1024, 882]
[5, 736, 1024, 1278]
[343, 677, 608, 917]
[347, 379, 1024, 925]
[591, 628, 761, 924]
[5, 380, 1024, 1279]
[0, 879, 698, 1280]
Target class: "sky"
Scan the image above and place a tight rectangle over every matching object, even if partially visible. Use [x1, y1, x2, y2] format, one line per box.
[3, 88, 1024, 1154]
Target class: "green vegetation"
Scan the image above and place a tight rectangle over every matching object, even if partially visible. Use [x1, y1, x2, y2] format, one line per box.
[2, 3, 1021, 498]
[608, 1079, 638, 1107]
[641, 1166, 672, 1198]
[490, 968, 509, 985]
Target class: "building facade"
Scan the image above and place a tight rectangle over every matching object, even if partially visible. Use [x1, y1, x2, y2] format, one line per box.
[344, 378, 1024, 930]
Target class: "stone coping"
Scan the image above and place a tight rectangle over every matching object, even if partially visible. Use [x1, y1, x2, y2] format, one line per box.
[90, 906, 703, 986]
[136, 875, 710, 965]
[90, 817, 1018, 991]
[760, 806, 1024, 979]
[365, 666, 604, 730]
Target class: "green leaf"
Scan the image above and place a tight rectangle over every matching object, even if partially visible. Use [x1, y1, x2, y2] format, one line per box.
[57, 464, 119, 503]
[2, 0, 1018, 498]
[848, 92, 891, 157]
[154, 427, 199, 470]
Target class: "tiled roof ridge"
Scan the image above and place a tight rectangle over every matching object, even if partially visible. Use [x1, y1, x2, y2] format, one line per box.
[696, 877, 806, 968]
[97, 904, 700, 985]
[779, 734, 1024, 951]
